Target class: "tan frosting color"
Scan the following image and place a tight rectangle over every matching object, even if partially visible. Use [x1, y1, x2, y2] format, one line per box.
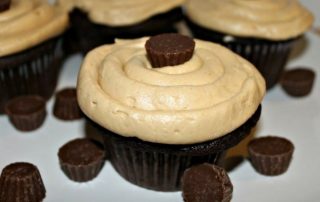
[57, 0, 184, 26]
[0, 0, 69, 57]
[185, 0, 314, 40]
[77, 37, 265, 145]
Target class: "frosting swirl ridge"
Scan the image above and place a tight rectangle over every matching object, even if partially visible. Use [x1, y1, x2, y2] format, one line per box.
[185, 0, 314, 40]
[77, 38, 265, 144]
[0, 0, 68, 57]
[57, 0, 184, 26]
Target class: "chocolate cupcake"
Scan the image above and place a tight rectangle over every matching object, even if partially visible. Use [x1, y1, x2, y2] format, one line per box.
[185, 0, 314, 89]
[57, 0, 184, 54]
[0, 0, 69, 114]
[0, 162, 46, 202]
[58, 138, 105, 182]
[182, 163, 233, 202]
[77, 34, 265, 191]
[280, 68, 316, 97]
[53, 88, 83, 120]
[248, 136, 294, 176]
[5, 95, 46, 132]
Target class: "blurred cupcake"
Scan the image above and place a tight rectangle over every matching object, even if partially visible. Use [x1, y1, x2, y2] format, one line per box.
[0, 0, 69, 114]
[77, 34, 265, 191]
[57, 0, 184, 54]
[185, 0, 314, 89]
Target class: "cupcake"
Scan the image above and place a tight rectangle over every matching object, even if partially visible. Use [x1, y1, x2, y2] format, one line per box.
[0, 0, 69, 114]
[77, 34, 265, 191]
[57, 0, 184, 54]
[185, 0, 314, 89]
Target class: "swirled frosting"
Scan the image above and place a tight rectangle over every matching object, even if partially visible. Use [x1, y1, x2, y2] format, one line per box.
[57, 0, 184, 26]
[0, 0, 68, 57]
[77, 37, 265, 145]
[185, 0, 314, 40]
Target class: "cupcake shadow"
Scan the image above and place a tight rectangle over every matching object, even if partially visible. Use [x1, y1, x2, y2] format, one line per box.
[222, 123, 261, 172]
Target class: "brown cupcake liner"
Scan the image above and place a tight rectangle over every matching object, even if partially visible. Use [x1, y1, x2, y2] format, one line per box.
[93, 105, 261, 191]
[185, 18, 297, 89]
[65, 8, 183, 54]
[60, 161, 104, 182]
[53, 88, 83, 120]
[5, 95, 47, 132]
[0, 162, 46, 202]
[0, 36, 63, 114]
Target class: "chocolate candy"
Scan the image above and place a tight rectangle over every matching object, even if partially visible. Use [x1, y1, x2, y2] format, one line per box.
[53, 88, 83, 120]
[0, 0, 10, 12]
[5, 95, 47, 132]
[281, 67, 315, 97]
[0, 162, 46, 202]
[58, 138, 105, 182]
[248, 136, 294, 176]
[182, 163, 233, 202]
[145, 33, 195, 68]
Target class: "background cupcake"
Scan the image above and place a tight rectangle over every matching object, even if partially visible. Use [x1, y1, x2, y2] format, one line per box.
[77, 34, 265, 191]
[57, 0, 184, 54]
[185, 0, 314, 89]
[0, 0, 69, 114]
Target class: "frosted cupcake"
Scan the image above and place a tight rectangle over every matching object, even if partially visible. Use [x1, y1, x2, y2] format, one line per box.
[185, 0, 314, 89]
[57, 0, 184, 54]
[77, 34, 265, 191]
[0, 0, 69, 113]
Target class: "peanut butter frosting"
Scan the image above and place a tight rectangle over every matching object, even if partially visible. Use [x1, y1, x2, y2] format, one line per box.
[57, 0, 184, 26]
[77, 37, 266, 145]
[185, 0, 314, 40]
[0, 0, 68, 57]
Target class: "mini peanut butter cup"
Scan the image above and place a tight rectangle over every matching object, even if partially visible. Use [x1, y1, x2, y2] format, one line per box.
[145, 33, 195, 68]
[0, 0, 10, 12]
[0, 162, 46, 202]
[5, 95, 47, 132]
[280, 67, 315, 97]
[53, 88, 83, 120]
[58, 138, 105, 182]
[248, 136, 294, 176]
[182, 163, 233, 202]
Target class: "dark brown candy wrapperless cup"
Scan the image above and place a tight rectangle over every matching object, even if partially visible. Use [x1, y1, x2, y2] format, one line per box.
[145, 33, 195, 68]
[58, 138, 105, 182]
[182, 163, 233, 202]
[281, 68, 315, 97]
[248, 136, 294, 176]
[0, 162, 46, 202]
[5, 95, 47, 132]
[53, 88, 83, 120]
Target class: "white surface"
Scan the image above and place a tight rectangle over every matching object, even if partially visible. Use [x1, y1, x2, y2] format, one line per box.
[1, 1, 320, 201]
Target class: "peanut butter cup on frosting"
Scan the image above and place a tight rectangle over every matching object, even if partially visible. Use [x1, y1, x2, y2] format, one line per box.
[185, 0, 314, 89]
[77, 34, 265, 191]
[57, 0, 184, 54]
[0, 0, 69, 114]
[145, 33, 195, 67]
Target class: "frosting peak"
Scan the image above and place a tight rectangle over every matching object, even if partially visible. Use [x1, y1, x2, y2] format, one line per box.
[0, 0, 68, 57]
[77, 38, 265, 144]
[185, 0, 314, 40]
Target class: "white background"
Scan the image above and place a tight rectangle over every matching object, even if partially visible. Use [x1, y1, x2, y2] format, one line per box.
[0, 0, 319, 201]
